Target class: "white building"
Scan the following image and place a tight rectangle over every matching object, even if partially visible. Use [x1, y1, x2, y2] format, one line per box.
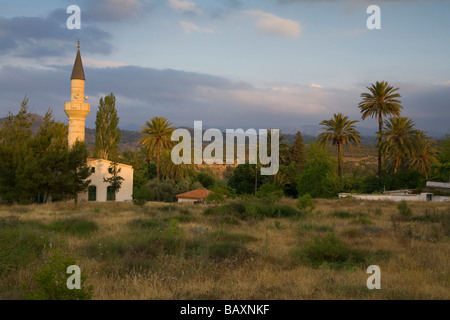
[77, 159, 133, 202]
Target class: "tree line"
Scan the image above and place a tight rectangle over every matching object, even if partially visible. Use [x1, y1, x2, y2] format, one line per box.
[1, 82, 449, 204]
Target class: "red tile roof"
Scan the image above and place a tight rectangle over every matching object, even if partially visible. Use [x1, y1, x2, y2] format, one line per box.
[176, 188, 211, 199]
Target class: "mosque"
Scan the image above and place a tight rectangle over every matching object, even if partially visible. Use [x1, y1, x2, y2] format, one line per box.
[65, 42, 133, 202]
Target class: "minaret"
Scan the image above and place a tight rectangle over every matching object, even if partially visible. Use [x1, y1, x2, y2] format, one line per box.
[64, 41, 90, 148]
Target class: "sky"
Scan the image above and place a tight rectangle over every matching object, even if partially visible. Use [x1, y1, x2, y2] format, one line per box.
[0, 0, 449, 136]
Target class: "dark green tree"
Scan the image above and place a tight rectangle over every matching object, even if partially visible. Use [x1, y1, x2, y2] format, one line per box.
[94, 93, 121, 161]
[291, 131, 306, 173]
[21, 110, 69, 202]
[67, 140, 92, 204]
[297, 143, 337, 198]
[228, 164, 262, 195]
[0, 96, 34, 203]
[438, 134, 450, 164]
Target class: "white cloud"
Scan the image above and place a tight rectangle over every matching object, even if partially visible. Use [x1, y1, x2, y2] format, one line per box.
[310, 83, 323, 88]
[179, 21, 213, 34]
[246, 10, 301, 38]
[169, 0, 202, 14]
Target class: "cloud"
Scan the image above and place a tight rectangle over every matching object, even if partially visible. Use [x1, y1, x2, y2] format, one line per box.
[0, 9, 113, 58]
[436, 80, 450, 86]
[0, 64, 448, 136]
[310, 83, 323, 88]
[78, 0, 153, 23]
[179, 21, 213, 34]
[246, 10, 301, 38]
[169, 0, 202, 14]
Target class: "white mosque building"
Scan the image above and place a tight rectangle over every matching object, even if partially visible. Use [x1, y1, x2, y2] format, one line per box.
[65, 42, 133, 202]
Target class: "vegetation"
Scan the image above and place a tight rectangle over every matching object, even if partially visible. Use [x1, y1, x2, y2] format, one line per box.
[139, 117, 175, 182]
[318, 113, 362, 178]
[0, 98, 91, 204]
[0, 200, 449, 300]
[358, 81, 404, 177]
[94, 93, 121, 161]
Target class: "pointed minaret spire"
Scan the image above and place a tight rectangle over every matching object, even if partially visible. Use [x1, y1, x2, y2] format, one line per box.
[71, 40, 85, 80]
[65, 40, 90, 148]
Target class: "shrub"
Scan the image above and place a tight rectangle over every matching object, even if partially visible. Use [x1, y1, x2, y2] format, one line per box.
[296, 194, 315, 212]
[206, 192, 226, 204]
[27, 252, 93, 300]
[256, 184, 284, 203]
[273, 205, 303, 218]
[397, 201, 412, 219]
[133, 186, 154, 207]
[197, 172, 215, 189]
[291, 233, 371, 269]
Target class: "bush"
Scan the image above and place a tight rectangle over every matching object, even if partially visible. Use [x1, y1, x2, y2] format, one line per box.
[133, 186, 154, 206]
[27, 252, 93, 300]
[397, 201, 412, 219]
[197, 172, 215, 189]
[256, 184, 284, 203]
[273, 205, 303, 218]
[296, 194, 315, 212]
[206, 192, 226, 204]
[291, 233, 371, 269]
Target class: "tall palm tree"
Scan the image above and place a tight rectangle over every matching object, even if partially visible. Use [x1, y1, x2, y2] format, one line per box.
[358, 81, 403, 177]
[379, 117, 420, 175]
[139, 117, 175, 182]
[409, 131, 438, 178]
[318, 113, 361, 178]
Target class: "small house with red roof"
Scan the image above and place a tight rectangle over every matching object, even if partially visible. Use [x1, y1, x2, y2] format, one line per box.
[176, 188, 211, 203]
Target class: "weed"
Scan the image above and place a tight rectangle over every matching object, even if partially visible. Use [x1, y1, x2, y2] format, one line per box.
[331, 211, 355, 219]
[47, 218, 99, 237]
[0, 221, 53, 277]
[374, 207, 383, 216]
[300, 223, 334, 233]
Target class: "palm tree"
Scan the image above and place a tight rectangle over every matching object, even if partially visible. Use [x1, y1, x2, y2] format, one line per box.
[318, 113, 361, 178]
[159, 149, 197, 181]
[358, 81, 403, 177]
[409, 131, 438, 178]
[379, 117, 420, 175]
[139, 117, 175, 182]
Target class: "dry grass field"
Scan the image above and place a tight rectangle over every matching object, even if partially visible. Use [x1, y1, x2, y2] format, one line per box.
[0, 198, 449, 300]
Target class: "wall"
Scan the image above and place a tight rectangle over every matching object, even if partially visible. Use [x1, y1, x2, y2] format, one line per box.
[78, 159, 133, 202]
